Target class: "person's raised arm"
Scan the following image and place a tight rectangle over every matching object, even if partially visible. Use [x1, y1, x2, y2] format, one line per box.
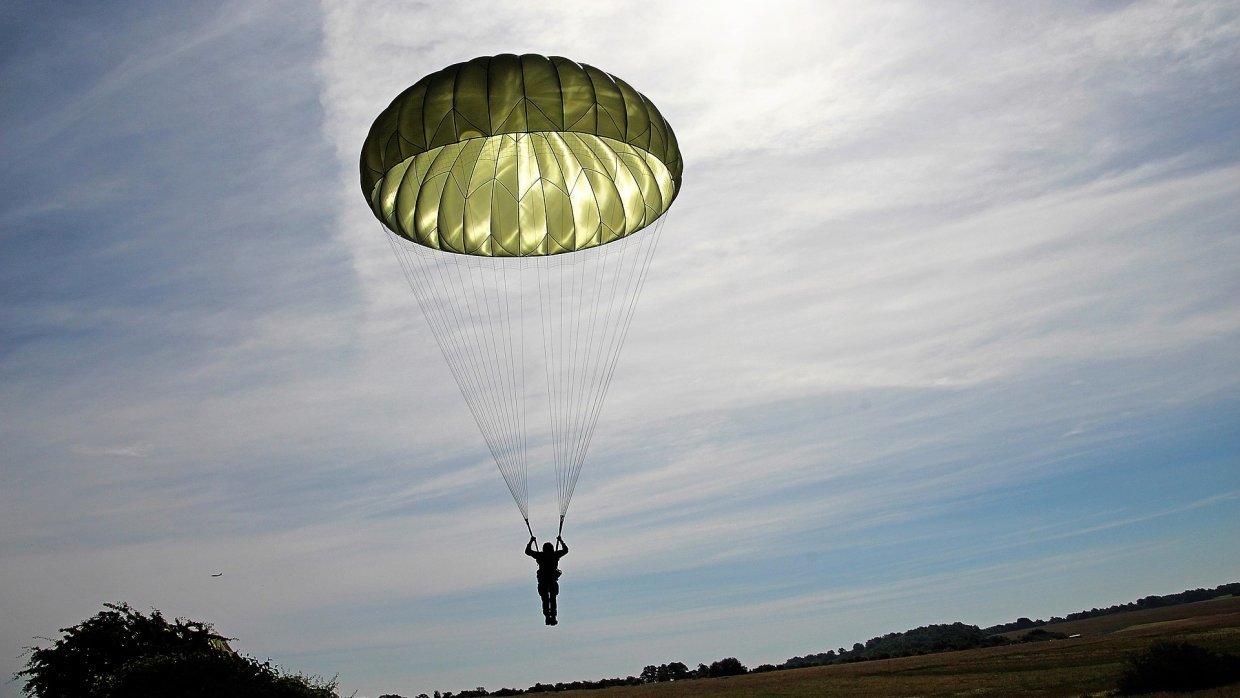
[526, 536, 537, 557]
[556, 536, 567, 555]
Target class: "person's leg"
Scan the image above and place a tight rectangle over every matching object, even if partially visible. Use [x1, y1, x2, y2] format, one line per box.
[539, 584, 552, 616]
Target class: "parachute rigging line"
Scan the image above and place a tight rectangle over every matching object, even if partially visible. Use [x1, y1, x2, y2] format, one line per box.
[388, 233, 531, 519]
[386, 216, 665, 530]
[539, 216, 666, 521]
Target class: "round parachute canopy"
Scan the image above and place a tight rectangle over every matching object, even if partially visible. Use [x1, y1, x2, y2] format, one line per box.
[360, 54, 682, 257]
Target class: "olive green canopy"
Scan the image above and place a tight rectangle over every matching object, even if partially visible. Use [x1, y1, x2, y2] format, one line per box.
[360, 54, 682, 256]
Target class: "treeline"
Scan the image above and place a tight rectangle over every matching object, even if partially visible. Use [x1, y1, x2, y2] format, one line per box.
[781, 582, 1240, 671]
[982, 581, 1240, 634]
[400, 581, 1239, 697]
[380, 659, 749, 698]
[782, 622, 1010, 668]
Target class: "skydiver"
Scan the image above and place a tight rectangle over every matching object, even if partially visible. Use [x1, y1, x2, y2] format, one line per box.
[526, 536, 568, 625]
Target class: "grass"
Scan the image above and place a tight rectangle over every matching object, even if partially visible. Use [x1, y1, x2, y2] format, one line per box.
[552, 596, 1240, 697]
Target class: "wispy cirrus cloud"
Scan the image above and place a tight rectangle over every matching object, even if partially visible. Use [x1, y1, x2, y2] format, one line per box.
[72, 443, 155, 458]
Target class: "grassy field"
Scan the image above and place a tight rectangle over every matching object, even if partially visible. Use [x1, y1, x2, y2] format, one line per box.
[555, 596, 1240, 697]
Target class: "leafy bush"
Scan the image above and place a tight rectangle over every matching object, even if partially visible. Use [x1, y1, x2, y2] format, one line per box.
[15, 602, 338, 698]
[1116, 640, 1240, 695]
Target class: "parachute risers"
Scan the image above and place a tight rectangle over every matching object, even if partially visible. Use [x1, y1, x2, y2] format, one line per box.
[523, 515, 565, 540]
[362, 54, 681, 533]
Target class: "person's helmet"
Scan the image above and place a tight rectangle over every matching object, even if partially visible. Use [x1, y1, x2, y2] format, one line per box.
[543, 542, 554, 553]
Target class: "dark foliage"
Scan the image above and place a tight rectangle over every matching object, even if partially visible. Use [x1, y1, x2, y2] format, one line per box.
[1016, 628, 1067, 643]
[639, 662, 691, 683]
[782, 622, 1007, 669]
[863, 622, 1004, 659]
[668, 662, 690, 681]
[985, 616, 1043, 634]
[706, 657, 748, 677]
[15, 602, 338, 698]
[984, 582, 1240, 633]
[1116, 641, 1240, 695]
[781, 650, 835, 669]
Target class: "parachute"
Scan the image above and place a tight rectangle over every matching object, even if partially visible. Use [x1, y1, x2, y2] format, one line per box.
[360, 54, 683, 536]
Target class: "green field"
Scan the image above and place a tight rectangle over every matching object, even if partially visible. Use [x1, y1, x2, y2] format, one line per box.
[557, 596, 1240, 697]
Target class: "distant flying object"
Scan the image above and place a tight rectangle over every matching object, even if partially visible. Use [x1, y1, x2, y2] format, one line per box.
[211, 573, 222, 577]
[359, 53, 683, 541]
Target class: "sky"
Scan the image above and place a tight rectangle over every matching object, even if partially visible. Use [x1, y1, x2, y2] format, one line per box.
[2, 0, 1239, 695]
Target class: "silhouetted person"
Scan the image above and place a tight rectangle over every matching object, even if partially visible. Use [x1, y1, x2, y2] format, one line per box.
[526, 536, 567, 625]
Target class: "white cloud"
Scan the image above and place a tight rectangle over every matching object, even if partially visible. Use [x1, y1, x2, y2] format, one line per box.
[71, 442, 155, 458]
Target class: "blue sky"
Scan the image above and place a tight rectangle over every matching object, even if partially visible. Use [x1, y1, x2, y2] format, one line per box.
[2, 1, 1239, 696]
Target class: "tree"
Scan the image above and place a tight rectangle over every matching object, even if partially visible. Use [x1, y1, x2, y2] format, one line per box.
[707, 657, 747, 677]
[15, 602, 338, 698]
[665, 662, 690, 681]
[639, 665, 658, 683]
